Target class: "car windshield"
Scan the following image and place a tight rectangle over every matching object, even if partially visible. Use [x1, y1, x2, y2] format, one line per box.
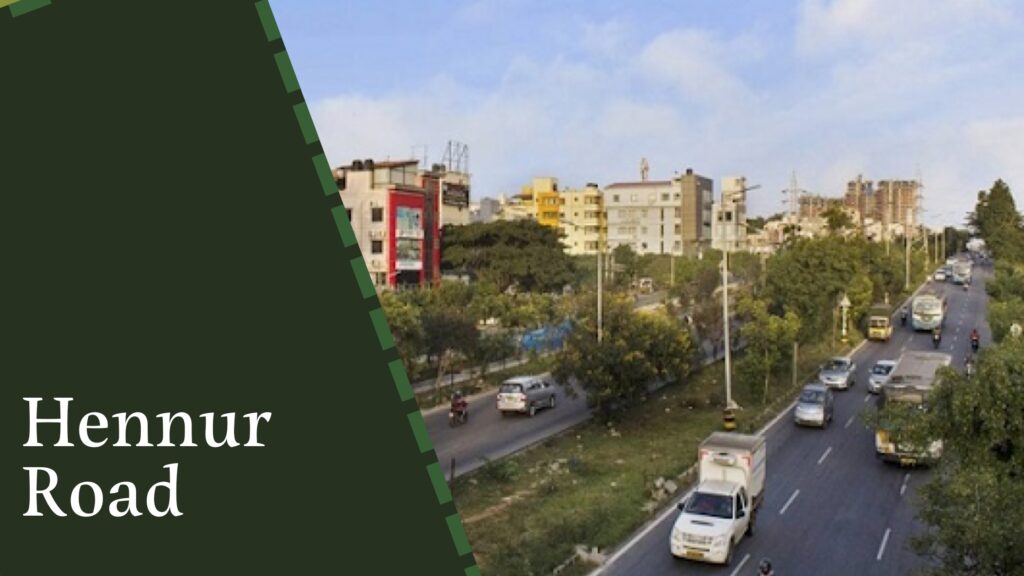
[872, 364, 894, 375]
[825, 360, 849, 371]
[684, 492, 733, 519]
[799, 389, 825, 403]
[499, 383, 524, 394]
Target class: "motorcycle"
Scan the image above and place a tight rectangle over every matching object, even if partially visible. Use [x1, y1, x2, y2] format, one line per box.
[758, 558, 774, 576]
[971, 337, 980, 353]
[932, 330, 942, 349]
[900, 312, 908, 327]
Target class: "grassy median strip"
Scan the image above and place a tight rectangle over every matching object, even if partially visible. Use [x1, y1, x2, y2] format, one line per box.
[451, 341, 849, 575]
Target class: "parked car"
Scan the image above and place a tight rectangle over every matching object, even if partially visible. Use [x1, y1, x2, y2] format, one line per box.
[818, 356, 857, 390]
[794, 383, 834, 428]
[496, 375, 556, 417]
[868, 360, 898, 394]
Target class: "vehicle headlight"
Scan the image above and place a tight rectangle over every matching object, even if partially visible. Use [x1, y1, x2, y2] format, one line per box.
[712, 535, 728, 548]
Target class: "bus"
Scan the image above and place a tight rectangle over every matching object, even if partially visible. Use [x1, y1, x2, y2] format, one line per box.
[911, 294, 946, 331]
[875, 351, 952, 465]
[951, 261, 972, 285]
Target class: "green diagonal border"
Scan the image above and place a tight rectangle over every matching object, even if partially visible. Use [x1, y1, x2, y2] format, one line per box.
[6, 0, 50, 17]
[252, 1, 479, 572]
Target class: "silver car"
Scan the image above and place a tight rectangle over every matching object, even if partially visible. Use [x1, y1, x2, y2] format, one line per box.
[818, 356, 857, 390]
[794, 384, 834, 428]
[497, 375, 556, 417]
[868, 360, 897, 394]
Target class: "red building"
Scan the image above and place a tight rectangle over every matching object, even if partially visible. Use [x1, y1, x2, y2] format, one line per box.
[334, 159, 440, 289]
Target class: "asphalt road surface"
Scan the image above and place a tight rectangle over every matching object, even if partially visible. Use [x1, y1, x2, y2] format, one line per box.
[598, 265, 991, 576]
[426, 377, 591, 478]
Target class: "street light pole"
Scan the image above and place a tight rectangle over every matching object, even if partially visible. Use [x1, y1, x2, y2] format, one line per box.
[597, 241, 603, 344]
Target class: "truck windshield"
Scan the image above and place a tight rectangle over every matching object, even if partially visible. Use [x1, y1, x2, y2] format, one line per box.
[683, 492, 733, 519]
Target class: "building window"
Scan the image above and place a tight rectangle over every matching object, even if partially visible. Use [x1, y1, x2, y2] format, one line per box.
[675, 207, 681, 217]
[371, 207, 384, 222]
[374, 272, 387, 286]
[371, 240, 383, 254]
[674, 224, 681, 234]
[662, 193, 669, 201]
[346, 209, 353, 221]
[613, 194, 620, 203]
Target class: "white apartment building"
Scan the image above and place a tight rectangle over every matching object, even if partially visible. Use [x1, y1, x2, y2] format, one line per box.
[603, 180, 684, 255]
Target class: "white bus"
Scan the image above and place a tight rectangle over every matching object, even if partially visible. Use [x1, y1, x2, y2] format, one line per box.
[911, 294, 946, 331]
[951, 261, 972, 285]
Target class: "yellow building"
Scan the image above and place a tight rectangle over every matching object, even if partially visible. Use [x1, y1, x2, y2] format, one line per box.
[559, 183, 606, 255]
[520, 177, 562, 228]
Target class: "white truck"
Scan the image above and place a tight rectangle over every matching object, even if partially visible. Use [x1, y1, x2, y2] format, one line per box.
[670, 432, 766, 565]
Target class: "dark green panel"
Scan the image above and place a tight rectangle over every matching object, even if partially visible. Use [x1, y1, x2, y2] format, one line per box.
[1, 1, 474, 573]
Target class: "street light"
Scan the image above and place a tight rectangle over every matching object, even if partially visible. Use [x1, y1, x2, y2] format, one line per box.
[561, 217, 604, 343]
[719, 179, 761, 417]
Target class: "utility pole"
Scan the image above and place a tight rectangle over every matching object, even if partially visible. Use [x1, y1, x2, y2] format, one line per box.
[905, 208, 912, 290]
[721, 178, 760, 416]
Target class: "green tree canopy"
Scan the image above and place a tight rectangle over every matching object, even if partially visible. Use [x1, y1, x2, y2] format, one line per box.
[552, 294, 693, 418]
[441, 220, 577, 293]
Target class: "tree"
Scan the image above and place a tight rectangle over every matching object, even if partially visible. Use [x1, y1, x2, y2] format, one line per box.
[972, 180, 1024, 263]
[611, 244, 639, 288]
[421, 306, 479, 394]
[552, 294, 693, 418]
[736, 296, 801, 404]
[871, 337, 1024, 574]
[822, 206, 854, 232]
[441, 220, 577, 293]
[379, 290, 425, 377]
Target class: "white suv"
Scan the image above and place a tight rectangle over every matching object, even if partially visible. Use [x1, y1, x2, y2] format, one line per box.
[497, 375, 556, 417]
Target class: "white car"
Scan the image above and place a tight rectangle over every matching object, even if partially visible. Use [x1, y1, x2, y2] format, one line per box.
[934, 270, 947, 281]
[868, 360, 897, 394]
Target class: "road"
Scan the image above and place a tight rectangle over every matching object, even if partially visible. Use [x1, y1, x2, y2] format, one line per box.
[426, 377, 591, 478]
[598, 265, 991, 576]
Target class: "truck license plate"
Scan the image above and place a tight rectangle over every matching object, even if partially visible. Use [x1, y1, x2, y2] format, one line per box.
[685, 550, 704, 559]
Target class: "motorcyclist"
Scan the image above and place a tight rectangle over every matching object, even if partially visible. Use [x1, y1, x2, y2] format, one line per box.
[450, 391, 468, 420]
[900, 306, 908, 326]
[971, 328, 980, 347]
[932, 326, 942, 348]
[758, 558, 774, 575]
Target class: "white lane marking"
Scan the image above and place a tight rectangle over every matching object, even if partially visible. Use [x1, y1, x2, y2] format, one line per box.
[729, 553, 751, 576]
[845, 414, 856, 429]
[900, 344, 907, 353]
[953, 335, 959, 342]
[864, 394, 872, 403]
[877, 528, 892, 561]
[900, 473, 911, 496]
[817, 446, 833, 465]
[779, 489, 800, 515]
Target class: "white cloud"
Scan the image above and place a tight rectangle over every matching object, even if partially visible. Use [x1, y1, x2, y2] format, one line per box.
[299, 5, 1024, 225]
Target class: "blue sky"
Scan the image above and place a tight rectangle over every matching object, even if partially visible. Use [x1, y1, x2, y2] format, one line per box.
[272, 0, 1024, 226]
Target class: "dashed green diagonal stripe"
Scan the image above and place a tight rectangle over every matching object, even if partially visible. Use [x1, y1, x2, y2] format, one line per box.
[273, 51, 300, 94]
[10, 0, 50, 17]
[445, 513, 473, 557]
[465, 566, 482, 576]
[292, 102, 318, 145]
[425, 462, 452, 505]
[350, 257, 375, 299]
[253, 0, 280, 42]
[313, 154, 337, 197]
[0, 0, 19, 10]
[369, 307, 395, 350]
[330, 205, 357, 247]
[406, 411, 433, 454]
[389, 359, 414, 402]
